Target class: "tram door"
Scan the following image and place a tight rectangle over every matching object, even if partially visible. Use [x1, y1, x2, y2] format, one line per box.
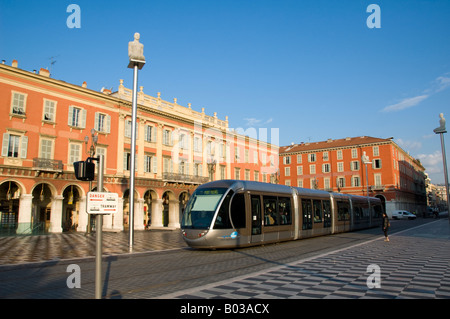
[302, 199, 313, 230]
[250, 195, 262, 243]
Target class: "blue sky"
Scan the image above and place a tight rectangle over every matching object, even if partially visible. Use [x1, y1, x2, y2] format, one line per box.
[1, 0, 450, 183]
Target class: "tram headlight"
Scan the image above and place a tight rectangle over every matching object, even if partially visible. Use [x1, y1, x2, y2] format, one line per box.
[198, 230, 208, 238]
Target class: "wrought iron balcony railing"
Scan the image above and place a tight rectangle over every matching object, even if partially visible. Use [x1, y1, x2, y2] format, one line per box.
[33, 158, 63, 172]
[162, 172, 209, 185]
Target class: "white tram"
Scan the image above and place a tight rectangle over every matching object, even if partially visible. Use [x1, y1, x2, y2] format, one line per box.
[181, 180, 384, 249]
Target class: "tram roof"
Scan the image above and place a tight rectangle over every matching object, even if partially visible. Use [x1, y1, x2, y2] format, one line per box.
[198, 180, 332, 197]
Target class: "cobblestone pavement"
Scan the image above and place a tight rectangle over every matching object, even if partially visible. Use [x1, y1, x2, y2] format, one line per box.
[159, 219, 450, 299]
[0, 229, 187, 265]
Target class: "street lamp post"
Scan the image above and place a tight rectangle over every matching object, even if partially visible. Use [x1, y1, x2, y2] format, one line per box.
[84, 128, 98, 234]
[433, 113, 450, 223]
[127, 33, 146, 249]
[362, 151, 371, 198]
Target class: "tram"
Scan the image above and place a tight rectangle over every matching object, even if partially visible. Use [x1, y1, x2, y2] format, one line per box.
[181, 180, 384, 249]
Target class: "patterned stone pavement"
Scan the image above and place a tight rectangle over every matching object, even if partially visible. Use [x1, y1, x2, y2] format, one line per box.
[0, 229, 187, 265]
[159, 219, 450, 299]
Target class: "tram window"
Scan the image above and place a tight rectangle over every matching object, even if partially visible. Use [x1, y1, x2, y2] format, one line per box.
[337, 200, 350, 221]
[373, 204, 383, 218]
[230, 193, 246, 229]
[313, 200, 322, 223]
[213, 190, 233, 229]
[263, 196, 278, 226]
[277, 197, 292, 225]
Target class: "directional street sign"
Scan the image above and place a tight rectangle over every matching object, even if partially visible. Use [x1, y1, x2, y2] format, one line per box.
[87, 192, 119, 214]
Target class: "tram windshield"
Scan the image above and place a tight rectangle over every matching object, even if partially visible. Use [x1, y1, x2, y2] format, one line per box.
[181, 188, 227, 229]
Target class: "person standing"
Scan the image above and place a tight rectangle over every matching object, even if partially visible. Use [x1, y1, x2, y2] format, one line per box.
[382, 212, 390, 242]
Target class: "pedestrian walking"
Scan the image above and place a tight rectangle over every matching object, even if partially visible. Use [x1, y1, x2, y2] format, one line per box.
[382, 212, 390, 242]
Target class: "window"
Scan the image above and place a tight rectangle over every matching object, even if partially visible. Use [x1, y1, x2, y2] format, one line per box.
[145, 125, 156, 142]
[1, 134, 27, 158]
[43, 99, 56, 122]
[322, 163, 330, 173]
[40, 139, 53, 159]
[194, 136, 202, 152]
[163, 157, 173, 173]
[337, 162, 344, 172]
[179, 134, 187, 149]
[285, 167, 290, 176]
[337, 150, 343, 160]
[351, 149, 358, 158]
[324, 178, 330, 190]
[163, 130, 172, 146]
[125, 120, 138, 138]
[373, 146, 379, 157]
[230, 193, 246, 229]
[297, 154, 302, 163]
[5, 134, 19, 158]
[323, 152, 329, 161]
[337, 177, 345, 188]
[220, 165, 226, 180]
[245, 169, 250, 180]
[374, 174, 382, 186]
[194, 163, 202, 176]
[144, 154, 157, 173]
[352, 176, 361, 187]
[95, 113, 111, 133]
[283, 156, 291, 164]
[69, 144, 81, 164]
[337, 200, 350, 221]
[313, 200, 322, 223]
[68, 106, 86, 128]
[11, 92, 26, 115]
[351, 161, 360, 171]
[234, 167, 240, 179]
[309, 164, 316, 174]
[297, 166, 303, 175]
[308, 153, 316, 162]
[263, 196, 291, 226]
[373, 159, 382, 169]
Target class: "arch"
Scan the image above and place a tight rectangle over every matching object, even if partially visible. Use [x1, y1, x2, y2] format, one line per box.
[31, 182, 56, 233]
[61, 184, 83, 232]
[0, 180, 22, 233]
[179, 190, 191, 225]
[0, 179, 26, 195]
[143, 189, 158, 229]
[122, 188, 141, 230]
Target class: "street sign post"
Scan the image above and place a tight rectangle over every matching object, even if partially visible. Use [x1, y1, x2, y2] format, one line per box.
[87, 192, 119, 214]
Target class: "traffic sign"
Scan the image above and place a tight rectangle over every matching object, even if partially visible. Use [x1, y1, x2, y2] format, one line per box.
[87, 192, 119, 214]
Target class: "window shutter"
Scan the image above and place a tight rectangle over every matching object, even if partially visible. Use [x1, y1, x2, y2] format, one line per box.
[152, 156, 157, 173]
[20, 136, 28, 159]
[94, 112, 99, 131]
[106, 115, 111, 133]
[68, 106, 74, 126]
[81, 109, 87, 128]
[2, 133, 9, 157]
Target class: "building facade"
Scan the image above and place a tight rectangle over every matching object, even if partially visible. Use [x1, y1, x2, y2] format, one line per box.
[279, 136, 427, 216]
[0, 60, 278, 234]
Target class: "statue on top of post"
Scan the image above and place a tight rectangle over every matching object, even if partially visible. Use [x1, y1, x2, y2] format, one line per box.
[128, 32, 146, 69]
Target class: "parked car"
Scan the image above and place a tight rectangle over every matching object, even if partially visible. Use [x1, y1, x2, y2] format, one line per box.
[391, 210, 417, 220]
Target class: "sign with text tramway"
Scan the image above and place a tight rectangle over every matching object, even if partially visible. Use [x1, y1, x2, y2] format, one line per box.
[87, 192, 119, 214]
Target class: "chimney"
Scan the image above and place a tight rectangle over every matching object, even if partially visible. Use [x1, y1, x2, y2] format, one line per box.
[12, 60, 18, 68]
[82, 81, 87, 88]
[39, 68, 50, 77]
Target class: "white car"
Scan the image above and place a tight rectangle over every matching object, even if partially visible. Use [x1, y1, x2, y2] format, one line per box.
[391, 210, 417, 220]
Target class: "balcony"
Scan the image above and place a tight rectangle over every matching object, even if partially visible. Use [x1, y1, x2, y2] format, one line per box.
[162, 172, 209, 185]
[371, 185, 385, 191]
[33, 158, 63, 174]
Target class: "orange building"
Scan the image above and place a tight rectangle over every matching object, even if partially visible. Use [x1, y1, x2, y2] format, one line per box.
[279, 136, 427, 216]
[0, 60, 278, 234]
